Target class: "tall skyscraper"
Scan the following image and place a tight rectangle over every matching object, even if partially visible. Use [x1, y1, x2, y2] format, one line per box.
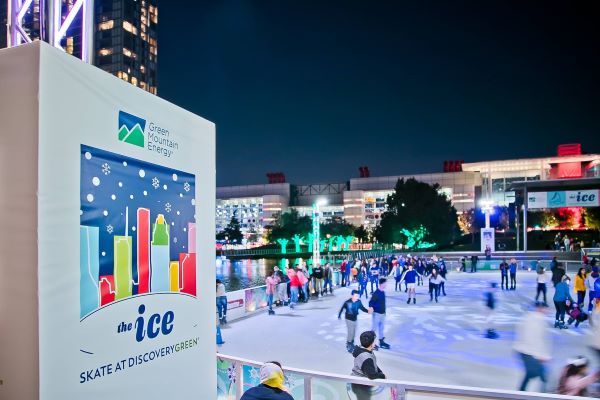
[0, 0, 158, 94]
[94, 0, 158, 94]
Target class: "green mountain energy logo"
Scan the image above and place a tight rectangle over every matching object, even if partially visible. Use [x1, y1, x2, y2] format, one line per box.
[118, 111, 146, 148]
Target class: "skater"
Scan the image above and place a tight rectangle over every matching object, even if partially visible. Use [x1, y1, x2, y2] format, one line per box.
[311, 263, 324, 297]
[390, 261, 403, 291]
[369, 278, 390, 349]
[460, 256, 467, 272]
[216, 279, 228, 324]
[514, 303, 551, 392]
[358, 264, 369, 299]
[275, 266, 289, 306]
[341, 259, 348, 287]
[557, 356, 600, 396]
[265, 271, 280, 315]
[499, 258, 509, 291]
[535, 267, 548, 306]
[427, 268, 445, 303]
[323, 262, 334, 294]
[240, 361, 293, 400]
[297, 266, 309, 303]
[216, 310, 225, 346]
[484, 282, 498, 338]
[552, 262, 566, 287]
[438, 258, 448, 296]
[585, 267, 600, 312]
[288, 268, 301, 309]
[338, 290, 372, 353]
[509, 258, 518, 290]
[566, 300, 588, 328]
[470, 254, 479, 273]
[369, 259, 380, 294]
[416, 258, 426, 285]
[575, 267, 588, 306]
[399, 264, 422, 304]
[351, 331, 386, 400]
[554, 276, 573, 329]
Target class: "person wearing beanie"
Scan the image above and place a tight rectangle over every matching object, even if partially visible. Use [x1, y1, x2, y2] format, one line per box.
[553, 275, 573, 329]
[240, 361, 293, 400]
[339, 290, 373, 353]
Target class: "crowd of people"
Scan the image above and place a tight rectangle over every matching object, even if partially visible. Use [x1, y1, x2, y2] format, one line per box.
[220, 250, 600, 398]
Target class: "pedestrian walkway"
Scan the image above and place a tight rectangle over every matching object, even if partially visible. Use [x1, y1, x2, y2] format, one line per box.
[221, 271, 595, 393]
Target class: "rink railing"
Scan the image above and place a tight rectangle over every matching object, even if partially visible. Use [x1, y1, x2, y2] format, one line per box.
[217, 354, 579, 400]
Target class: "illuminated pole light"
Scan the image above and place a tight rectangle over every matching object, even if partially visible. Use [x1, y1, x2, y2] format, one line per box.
[312, 199, 327, 267]
[479, 199, 495, 229]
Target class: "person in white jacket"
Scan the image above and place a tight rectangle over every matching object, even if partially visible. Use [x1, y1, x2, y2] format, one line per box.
[514, 303, 551, 392]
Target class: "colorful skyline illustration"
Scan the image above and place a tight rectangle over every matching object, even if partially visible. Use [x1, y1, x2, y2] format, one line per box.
[80, 145, 197, 318]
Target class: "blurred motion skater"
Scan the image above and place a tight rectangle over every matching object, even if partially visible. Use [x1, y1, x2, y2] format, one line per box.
[484, 282, 498, 339]
[514, 303, 551, 392]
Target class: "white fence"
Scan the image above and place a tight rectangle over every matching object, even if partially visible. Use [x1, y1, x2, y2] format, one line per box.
[216, 353, 580, 400]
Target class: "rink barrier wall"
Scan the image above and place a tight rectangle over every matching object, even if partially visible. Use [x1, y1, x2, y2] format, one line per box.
[217, 354, 581, 400]
[223, 271, 345, 322]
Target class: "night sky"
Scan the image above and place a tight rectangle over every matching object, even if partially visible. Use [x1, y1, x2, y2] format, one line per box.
[158, 1, 600, 186]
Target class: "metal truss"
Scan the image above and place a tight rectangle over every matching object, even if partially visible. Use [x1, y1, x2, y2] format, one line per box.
[7, 0, 93, 62]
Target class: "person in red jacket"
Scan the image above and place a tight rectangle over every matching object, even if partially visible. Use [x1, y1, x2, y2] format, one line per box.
[288, 267, 301, 309]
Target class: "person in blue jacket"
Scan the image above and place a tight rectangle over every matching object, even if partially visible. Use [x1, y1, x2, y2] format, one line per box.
[554, 276, 573, 329]
[240, 361, 294, 400]
[509, 258, 518, 290]
[400, 264, 422, 304]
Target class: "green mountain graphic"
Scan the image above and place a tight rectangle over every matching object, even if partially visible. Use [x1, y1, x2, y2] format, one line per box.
[118, 124, 145, 147]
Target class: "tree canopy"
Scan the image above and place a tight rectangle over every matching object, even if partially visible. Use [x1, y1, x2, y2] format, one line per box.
[374, 178, 459, 247]
[216, 216, 243, 242]
[266, 209, 312, 242]
[321, 216, 355, 237]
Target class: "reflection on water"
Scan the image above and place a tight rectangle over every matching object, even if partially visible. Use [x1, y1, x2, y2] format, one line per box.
[215, 257, 307, 292]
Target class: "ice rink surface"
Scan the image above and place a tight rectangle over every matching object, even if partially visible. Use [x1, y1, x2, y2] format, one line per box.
[220, 271, 596, 394]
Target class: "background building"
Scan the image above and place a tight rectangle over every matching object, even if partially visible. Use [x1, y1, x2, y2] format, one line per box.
[217, 144, 600, 240]
[95, 0, 158, 93]
[0, 0, 157, 93]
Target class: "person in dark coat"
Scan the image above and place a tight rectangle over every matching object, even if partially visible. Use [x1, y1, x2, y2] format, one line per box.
[351, 331, 386, 400]
[240, 361, 294, 400]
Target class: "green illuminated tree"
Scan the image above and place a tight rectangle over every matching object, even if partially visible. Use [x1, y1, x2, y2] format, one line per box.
[306, 233, 315, 252]
[374, 178, 458, 247]
[319, 239, 327, 252]
[292, 234, 304, 253]
[327, 236, 336, 250]
[277, 238, 289, 254]
[216, 216, 243, 242]
[343, 235, 354, 249]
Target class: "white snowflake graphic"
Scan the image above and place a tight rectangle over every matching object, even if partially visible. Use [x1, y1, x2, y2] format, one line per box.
[102, 163, 111, 175]
[106, 225, 114, 234]
[165, 202, 172, 213]
[249, 367, 260, 381]
[184, 182, 191, 192]
[152, 177, 160, 189]
[173, 237, 178, 243]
